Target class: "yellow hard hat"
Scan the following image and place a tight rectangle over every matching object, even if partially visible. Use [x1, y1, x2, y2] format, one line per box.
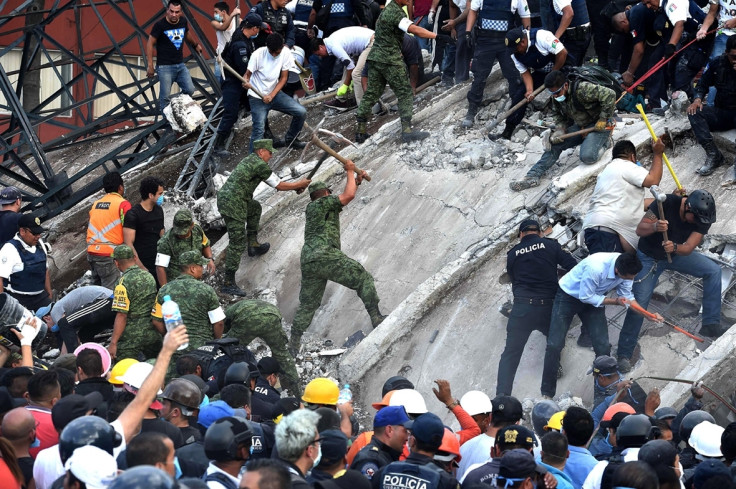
[545, 411, 566, 431]
[108, 358, 139, 385]
[302, 378, 340, 405]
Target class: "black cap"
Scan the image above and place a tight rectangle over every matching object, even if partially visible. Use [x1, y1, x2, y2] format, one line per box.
[518, 219, 540, 235]
[497, 425, 537, 450]
[18, 214, 46, 234]
[638, 439, 677, 467]
[0, 186, 21, 205]
[381, 376, 414, 397]
[317, 429, 349, 467]
[505, 27, 525, 48]
[52, 392, 104, 432]
[499, 449, 547, 479]
[492, 395, 523, 423]
[404, 413, 445, 449]
[257, 357, 284, 376]
[694, 460, 731, 489]
[587, 355, 618, 376]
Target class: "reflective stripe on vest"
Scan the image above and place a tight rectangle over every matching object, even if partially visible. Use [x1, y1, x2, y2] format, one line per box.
[330, 0, 354, 18]
[4, 238, 47, 294]
[516, 28, 556, 69]
[478, 0, 515, 31]
[86, 193, 126, 256]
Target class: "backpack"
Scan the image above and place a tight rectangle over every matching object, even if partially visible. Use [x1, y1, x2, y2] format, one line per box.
[567, 64, 641, 113]
[186, 337, 256, 385]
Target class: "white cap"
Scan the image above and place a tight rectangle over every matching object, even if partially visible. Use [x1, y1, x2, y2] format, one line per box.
[690, 421, 724, 457]
[460, 391, 493, 416]
[389, 389, 428, 415]
[65, 445, 118, 489]
[120, 362, 163, 395]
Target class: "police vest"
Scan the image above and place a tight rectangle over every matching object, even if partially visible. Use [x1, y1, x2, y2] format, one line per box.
[379, 461, 442, 489]
[86, 192, 126, 256]
[515, 29, 555, 70]
[261, 2, 289, 36]
[4, 238, 46, 294]
[553, 0, 590, 27]
[478, 0, 515, 31]
[329, 0, 354, 20]
[295, 0, 315, 22]
[247, 421, 269, 459]
[599, 453, 625, 489]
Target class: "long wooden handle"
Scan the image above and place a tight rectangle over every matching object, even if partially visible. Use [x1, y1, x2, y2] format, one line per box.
[656, 200, 673, 263]
[558, 126, 597, 141]
[308, 134, 371, 182]
[487, 85, 546, 132]
[220, 58, 267, 99]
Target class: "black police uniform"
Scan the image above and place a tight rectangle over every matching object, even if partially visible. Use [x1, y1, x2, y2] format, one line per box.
[495, 232, 577, 396]
[350, 437, 402, 479]
[669, 0, 709, 96]
[0, 211, 20, 244]
[372, 453, 460, 489]
[689, 53, 736, 148]
[217, 29, 257, 142]
[624, 4, 666, 107]
[461, 458, 501, 488]
[547, 0, 590, 66]
[3, 237, 51, 311]
[253, 0, 296, 48]
[253, 375, 282, 405]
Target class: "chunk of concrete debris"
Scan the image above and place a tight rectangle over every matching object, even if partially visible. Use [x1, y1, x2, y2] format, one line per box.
[164, 94, 207, 134]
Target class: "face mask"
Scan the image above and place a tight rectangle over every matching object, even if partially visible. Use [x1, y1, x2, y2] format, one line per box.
[312, 445, 322, 468]
[604, 432, 613, 448]
[214, 13, 223, 21]
[251, 33, 259, 39]
[174, 457, 182, 479]
[554, 95, 566, 102]
[635, 160, 642, 166]
[156, 194, 164, 206]
[274, 378, 282, 390]
[30, 437, 40, 448]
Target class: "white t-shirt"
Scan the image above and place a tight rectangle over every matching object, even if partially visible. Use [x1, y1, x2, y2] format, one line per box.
[453, 0, 467, 10]
[582, 158, 650, 249]
[0, 235, 46, 294]
[325, 27, 374, 70]
[713, 0, 736, 36]
[663, 0, 690, 25]
[457, 434, 495, 482]
[470, 0, 530, 16]
[512, 29, 565, 73]
[552, 0, 571, 15]
[582, 448, 640, 489]
[33, 445, 64, 489]
[216, 20, 237, 54]
[247, 46, 297, 98]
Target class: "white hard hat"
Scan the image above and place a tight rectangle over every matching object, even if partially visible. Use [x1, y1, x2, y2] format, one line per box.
[389, 389, 428, 415]
[64, 445, 118, 489]
[120, 362, 162, 395]
[460, 390, 493, 416]
[689, 421, 724, 457]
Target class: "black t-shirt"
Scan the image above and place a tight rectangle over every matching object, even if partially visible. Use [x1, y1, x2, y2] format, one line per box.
[638, 194, 710, 261]
[627, 3, 659, 45]
[123, 203, 164, 267]
[141, 417, 185, 448]
[17, 456, 33, 489]
[462, 458, 501, 488]
[151, 17, 189, 66]
[180, 424, 203, 445]
[0, 210, 20, 245]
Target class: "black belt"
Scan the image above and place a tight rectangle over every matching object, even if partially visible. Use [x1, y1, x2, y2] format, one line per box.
[477, 29, 507, 38]
[514, 297, 553, 305]
[589, 225, 617, 234]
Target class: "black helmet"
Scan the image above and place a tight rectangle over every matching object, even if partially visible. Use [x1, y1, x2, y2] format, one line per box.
[616, 414, 652, 448]
[108, 466, 175, 489]
[382, 376, 414, 397]
[686, 190, 716, 224]
[531, 399, 561, 436]
[654, 406, 678, 421]
[204, 416, 253, 461]
[59, 416, 122, 464]
[679, 410, 715, 444]
[224, 362, 252, 386]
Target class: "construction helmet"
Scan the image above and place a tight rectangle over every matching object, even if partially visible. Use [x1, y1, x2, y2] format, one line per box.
[545, 411, 566, 432]
[302, 378, 340, 405]
[602, 402, 636, 424]
[460, 391, 493, 416]
[686, 190, 716, 224]
[690, 421, 724, 457]
[108, 358, 138, 385]
[654, 406, 678, 421]
[389, 389, 428, 415]
[434, 428, 462, 463]
[680, 410, 715, 444]
[162, 378, 202, 411]
[204, 416, 253, 461]
[120, 362, 153, 390]
[616, 414, 652, 448]
[531, 400, 561, 435]
[372, 391, 395, 410]
[58, 416, 123, 464]
[382, 376, 415, 397]
[108, 466, 175, 489]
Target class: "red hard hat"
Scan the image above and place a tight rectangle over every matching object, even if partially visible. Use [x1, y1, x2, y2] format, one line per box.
[434, 428, 461, 463]
[602, 402, 636, 423]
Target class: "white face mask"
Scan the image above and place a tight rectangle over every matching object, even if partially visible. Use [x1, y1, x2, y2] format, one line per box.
[312, 444, 322, 468]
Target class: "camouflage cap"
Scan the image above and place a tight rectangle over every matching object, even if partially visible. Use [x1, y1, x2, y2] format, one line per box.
[173, 209, 194, 235]
[253, 139, 275, 153]
[308, 181, 330, 195]
[112, 244, 135, 260]
[180, 250, 210, 267]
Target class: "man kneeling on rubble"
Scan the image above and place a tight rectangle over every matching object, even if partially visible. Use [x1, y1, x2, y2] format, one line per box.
[510, 70, 615, 192]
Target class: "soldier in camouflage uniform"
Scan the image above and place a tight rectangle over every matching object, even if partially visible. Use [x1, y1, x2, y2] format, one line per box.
[156, 209, 215, 286]
[152, 250, 226, 351]
[510, 70, 615, 191]
[110, 244, 162, 360]
[217, 139, 310, 296]
[224, 299, 301, 396]
[354, 0, 437, 144]
[290, 160, 386, 355]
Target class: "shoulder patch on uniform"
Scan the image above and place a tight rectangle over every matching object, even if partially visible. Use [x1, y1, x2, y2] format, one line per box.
[370, 446, 379, 451]
[361, 462, 379, 479]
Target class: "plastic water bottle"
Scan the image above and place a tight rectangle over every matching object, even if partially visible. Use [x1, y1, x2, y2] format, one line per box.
[338, 384, 352, 404]
[161, 295, 188, 350]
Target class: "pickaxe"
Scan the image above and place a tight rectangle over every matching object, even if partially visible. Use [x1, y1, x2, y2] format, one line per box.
[487, 85, 546, 133]
[650, 185, 672, 263]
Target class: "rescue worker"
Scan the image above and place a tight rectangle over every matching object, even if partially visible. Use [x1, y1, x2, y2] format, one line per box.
[495, 218, 577, 396]
[156, 209, 215, 287]
[460, 0, 531, 129]
[351, 405, 411, 479]
[496, 449, 548, 489]
[462, 425, 539, 486]
[252, 0, 297, 49]
[587, 356, 647, 414]
[224, 300, 301, 396]
[204, 416, 253, 488]
[510, 70, 615, 191]
[253, 357, 286, 405]
[289, 163, 384, 355]
[110, 245, 161, 360]
[0, 186, 22, 244]
[686, 35, 736, 176]
[86, 171, 130, 289]
[544, 0, 591, 67]
[0, 214, 52, 311]
[354, 0, 438, 144]
[302, 378, 357, 438]
[160, 378, 203, 445]
[217, 139, 310, 296]
[152, 250, 226, 351]
[274, 409, 321, 489]
[312, 0, 369, 36]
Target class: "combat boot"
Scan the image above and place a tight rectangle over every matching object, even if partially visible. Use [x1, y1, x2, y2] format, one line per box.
[697, 141, 724, 176]
[355, 118, 368, 144]
[367, 305, 387, 328]
[489, 122, 517, 141]
[248, 238, 270, 257]
[401, 118, 430, 143]
[212, 133, 230, 157]
[288, 333, 302, 357]
[461, 104, 479, 128]
[221, 271, 246, 296]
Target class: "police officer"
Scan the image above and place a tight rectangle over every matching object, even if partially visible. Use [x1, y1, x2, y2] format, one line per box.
[253, 357, 284, 406]
[213, 13, 264, 157]
[312, 0, 368, 36]
[374, 413, 460, 489]
[0, 186, 22, 244]
[687, 35, 736, 176]
[351, 406, 411, 479]
[495, 219, 577, 396]
[204, 416, 253, 488]
[460, 0, 531, 129]
[545, 0, 590, 67]
[252, 0, 296, 49]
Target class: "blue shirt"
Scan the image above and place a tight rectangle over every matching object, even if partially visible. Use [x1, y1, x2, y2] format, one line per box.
[563, 445, 598, 489]
[558, 253, 634, 307]
[541, 462, 575, 489]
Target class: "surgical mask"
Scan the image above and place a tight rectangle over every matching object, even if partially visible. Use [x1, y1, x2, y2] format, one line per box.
[30, 437, 40, 448]
[214, 13, 223, 21]
[554, 94, 566, 102]
[174, 457, 182, 479]
[156, 194, 164, 206]
[604, 432, 613, 448]
[635, 160, 642, 166]
[251, 33, 259, 39]
[312, 445, 322, 468]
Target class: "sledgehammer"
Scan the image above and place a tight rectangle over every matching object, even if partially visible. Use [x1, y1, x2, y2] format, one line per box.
[487, 85, 546, 133]
[650, 185, 672, 263]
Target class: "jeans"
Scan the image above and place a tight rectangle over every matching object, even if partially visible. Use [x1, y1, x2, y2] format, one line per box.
[617, 249, 722, 359]
[584, 228, 624, 254]
[527, 124, 611, 178]
[87, 254, 121, 290]
[414, 15, 431, 51]
[541, 288, 611, 397]
[688, 105, 736, 146]
[157, 63, 196, 114]
[707, 33, 729, 105]
[467, 35, 520, 108]
[248, 92, 306, 153]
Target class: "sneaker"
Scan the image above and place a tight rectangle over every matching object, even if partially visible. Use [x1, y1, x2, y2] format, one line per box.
[617, 357, 632, 373]
[324, 98, 357, 111]
[509, 177, 540, 191]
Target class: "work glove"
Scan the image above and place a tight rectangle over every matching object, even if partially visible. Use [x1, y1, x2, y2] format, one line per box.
[664, 43, 676, 59]
[15, 315, 40, 347]
[337, 82, 352, 97]
[550, 129, 565, 145]
[466, 32, 474, 51]
[428, 10, 436, 25]
[594, 119, 608, 131]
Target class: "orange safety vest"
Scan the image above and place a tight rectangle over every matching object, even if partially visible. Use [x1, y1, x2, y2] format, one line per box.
[86, 192, 126, 256]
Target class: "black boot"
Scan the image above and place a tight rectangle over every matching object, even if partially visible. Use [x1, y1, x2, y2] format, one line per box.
[490, 122, 516, 141]
[355, 118, 368, 144]
[401, 118, 430, 143]
[697, 141, 724, 176]
[461, 104, 479, 129]
[221, 271, 246, 296]
[285, 137, 307, 150]
[367, 305, 387, 328]
[288, 333, 302, 357]
[248, 237, 270, 257]
[213, 133, 230, 157]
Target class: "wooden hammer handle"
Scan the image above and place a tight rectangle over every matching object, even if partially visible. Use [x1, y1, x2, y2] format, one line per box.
[309, 134, 371, 182]
[656, 200, 673, 263]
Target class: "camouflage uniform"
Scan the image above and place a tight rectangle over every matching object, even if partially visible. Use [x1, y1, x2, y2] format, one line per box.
[224, 299, 301, 396]
[157, 225, 211, 282]
[152, 274, 224, 350]
[217, 153, 276, 274]
[112, 265, 161, 360]
[291, 195, 380, 348]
